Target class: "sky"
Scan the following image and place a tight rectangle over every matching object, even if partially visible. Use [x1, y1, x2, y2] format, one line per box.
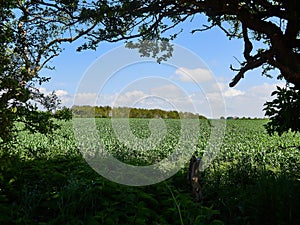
[40, 14, 284, 119]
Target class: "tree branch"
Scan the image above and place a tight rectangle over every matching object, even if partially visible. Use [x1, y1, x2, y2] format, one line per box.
[229, 50, 272, 87]
[35, 23, 97, 72]
[242, 25, 253, 61]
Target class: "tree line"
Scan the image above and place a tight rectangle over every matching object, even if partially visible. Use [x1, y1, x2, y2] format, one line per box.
[71, 105, 206, 119]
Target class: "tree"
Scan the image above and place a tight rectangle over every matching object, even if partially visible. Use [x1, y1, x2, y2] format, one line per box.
[0, 0, 98, 145]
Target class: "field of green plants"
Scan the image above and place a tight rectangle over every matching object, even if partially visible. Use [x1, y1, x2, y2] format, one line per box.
[1, 118, 300, 225]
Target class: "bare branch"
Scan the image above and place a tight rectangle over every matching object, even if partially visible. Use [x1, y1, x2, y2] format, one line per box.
[161, 15, 190, 34]
[191, 24, 215, 33]
[217, 23, 239, 38]
[35, 23, 97, 71]
[36, 53, 59, 74]
[229, 50, 272, 87]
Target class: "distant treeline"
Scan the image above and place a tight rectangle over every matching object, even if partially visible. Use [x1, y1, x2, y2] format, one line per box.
[71, 105, 206, 119]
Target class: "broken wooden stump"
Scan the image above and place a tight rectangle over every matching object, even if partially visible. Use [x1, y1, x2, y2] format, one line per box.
[187, 154, 203, 201]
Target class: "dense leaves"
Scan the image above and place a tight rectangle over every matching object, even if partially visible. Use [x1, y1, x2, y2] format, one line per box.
[264, 86, 300, 135]
[0, 0, 77, 145]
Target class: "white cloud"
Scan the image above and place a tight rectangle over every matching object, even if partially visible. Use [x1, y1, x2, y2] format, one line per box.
[74, 93, 98, 106]
[150, 84, 184, 98]
[223, 88, 245, 97]
[38, 88, 68, 97]
[53, 89, 73, 107]
[248, 82, 285, 100]
[185, 81, 285, 118]
[55, 89, 68, 97]
[219, 82, 285, 118]
[175, 67, 213, 83]
[39, 80, 286, 118]
[108, 85, 194, 112]
[112, 90, 146, 107]
[38, 87, 49, 95]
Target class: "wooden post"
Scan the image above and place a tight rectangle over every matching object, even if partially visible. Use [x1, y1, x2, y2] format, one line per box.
[187, 155, 203, 201]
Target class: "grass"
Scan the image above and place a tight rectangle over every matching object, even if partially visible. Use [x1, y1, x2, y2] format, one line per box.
[1, 119, 300, 224]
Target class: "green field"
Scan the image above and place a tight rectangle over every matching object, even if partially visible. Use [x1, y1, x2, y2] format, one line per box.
[1, 119, 300, 225]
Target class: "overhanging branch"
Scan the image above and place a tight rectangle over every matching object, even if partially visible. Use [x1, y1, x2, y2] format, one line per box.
[229, 50, 272, 87]
[242, 25, 253, 61]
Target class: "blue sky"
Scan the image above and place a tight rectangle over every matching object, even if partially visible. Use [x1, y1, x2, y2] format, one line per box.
[40, 14, 284, 118]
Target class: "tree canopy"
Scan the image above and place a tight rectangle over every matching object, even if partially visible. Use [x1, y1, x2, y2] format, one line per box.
[74, 0, 300, 89]
[1, 0, 300, 143]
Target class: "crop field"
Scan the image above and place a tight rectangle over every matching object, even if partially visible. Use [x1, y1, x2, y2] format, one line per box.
[1, 119, 300, 224]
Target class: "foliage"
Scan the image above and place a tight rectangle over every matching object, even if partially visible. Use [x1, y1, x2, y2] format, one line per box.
[54, 107, 73, 121]
[264, 86, 300, 135]
[72, 105, 205, 119]
[1, 119, 300, 224]
[0, 0, 82, 145]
